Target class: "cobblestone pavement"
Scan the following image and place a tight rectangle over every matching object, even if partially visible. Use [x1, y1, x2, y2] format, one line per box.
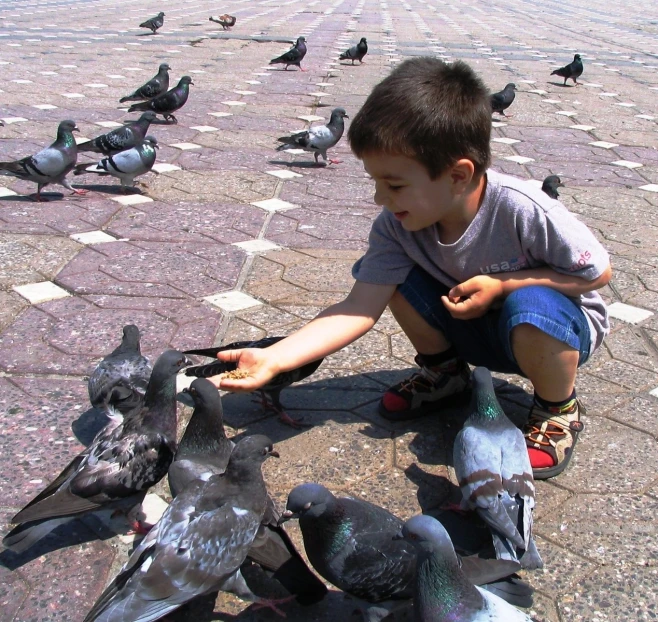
[1, 0, 657, 620]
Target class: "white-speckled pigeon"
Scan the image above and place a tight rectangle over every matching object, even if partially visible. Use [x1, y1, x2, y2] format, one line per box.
[398, 514, 533, 621]
[541, 175, 564, 199]
[119, 63, 171, 103]
[77, 112, 156, 155]
[453, 367, 542, 570]
[551, 54, 583, 86]
[0, 119, 85, 202]
[339, 37, 368, 64]
[209, 14, 236, 30]
[490, 83, 517, 116]
[269, 36, 307, 71]
[127, 76, 193, 124]
[140, 11, 165, 33]
[2, 350, 190, 554]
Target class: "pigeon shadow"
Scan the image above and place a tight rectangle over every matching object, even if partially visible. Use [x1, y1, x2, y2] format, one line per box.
[268, 159, 330, 169]
[547, 81, 576, 87]
[70, 182, 143, 196]
[0, 192, 64, 202]
[71, 405, 116, 446]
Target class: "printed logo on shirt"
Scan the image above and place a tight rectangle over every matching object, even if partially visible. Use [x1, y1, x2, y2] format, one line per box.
[480, 256, 528, 274]
[569, 250, 591, 272]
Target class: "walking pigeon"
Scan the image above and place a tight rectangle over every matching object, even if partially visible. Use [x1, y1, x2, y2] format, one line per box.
[74, 136, 158, 192]
[339, 37, 368, 64]
[541, 175, 564, 199]
[184, 336, 324, 428]
[269, 36, 307, 71]
[551, 54, 583, 86]
[83, 435, 292, 622]
[453, 367, 543, 570]
[127, 76, 193, 124]
[140, 11, 165, 34]
[276, 107, 349, 166]
[398, 514, 533, 621]
[77, 111, 156, 155]
[209, 14, 236, 30]
[0, 119, 85, 202]
[2, 350, 190, 554]
[490, 83, 517, 116]
[119, 63, 171, 103]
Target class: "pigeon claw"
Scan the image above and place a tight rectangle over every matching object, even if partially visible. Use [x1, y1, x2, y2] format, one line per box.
[250, 594, 296, 618]
[277, 410, 312, 429]
[328, 158, 342, 164]
[71, 188, 88, 196]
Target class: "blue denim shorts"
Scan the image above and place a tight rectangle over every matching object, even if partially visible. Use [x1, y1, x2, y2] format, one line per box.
[398, 266, 592, 376]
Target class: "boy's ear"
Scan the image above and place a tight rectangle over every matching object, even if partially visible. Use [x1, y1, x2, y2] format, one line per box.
[450, 159, 476, 190]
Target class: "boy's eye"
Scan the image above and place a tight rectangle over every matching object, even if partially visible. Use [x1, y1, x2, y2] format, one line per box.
[389, 185, 403, 191]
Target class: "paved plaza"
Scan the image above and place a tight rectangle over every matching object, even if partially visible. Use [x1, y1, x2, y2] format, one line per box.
[1, 0, 658, 620]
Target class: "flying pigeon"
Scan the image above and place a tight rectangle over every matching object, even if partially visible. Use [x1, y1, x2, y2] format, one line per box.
[398, 514, 533, 621]
[0, 119, 85, 202]
[184, 336, 324, 428]
[87, 324, 152, 416]
[74, 136, 159, 192]
[83, 435, 291, 622]
[453, 367, 543, 570]
[490, 83, 517, 116]
[541, 174, 564, 199]
[269, 36, 307, 71]
[209, 14, 236, 30]
[339, 37, 368, 64]
[119, 63, 171, 103]
[140, 11, 165, 34]
[2, 350, 190, 554]
[276, 107, 349, 166]
[127, 76, 193, 124]
[551, 53, 583, 86]
[77, 111, 156, 155]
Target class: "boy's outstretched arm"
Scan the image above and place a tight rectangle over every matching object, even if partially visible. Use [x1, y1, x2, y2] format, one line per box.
[210, 280, 396, 391]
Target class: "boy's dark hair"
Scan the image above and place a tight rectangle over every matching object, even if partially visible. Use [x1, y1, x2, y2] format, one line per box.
[348, 57, 491, 178]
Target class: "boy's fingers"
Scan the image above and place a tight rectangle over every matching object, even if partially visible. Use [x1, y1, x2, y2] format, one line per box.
[216, 348, 243, 362]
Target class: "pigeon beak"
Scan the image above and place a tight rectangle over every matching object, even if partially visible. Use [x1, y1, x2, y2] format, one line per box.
[277, 510, 297, 526]
[73, 125, 80, 133]
[268, 449, 280, 459]
[557, 181, 565, 187]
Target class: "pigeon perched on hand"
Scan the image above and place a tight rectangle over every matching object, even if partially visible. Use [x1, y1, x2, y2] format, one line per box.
[127, 76, 193, 124]
[453, 367, 543, 570]
[209, 14, 236, 30]
[339, 37, 368, 64]
[119, 63, 171, 103]
[140, 11, 165, 33]
[77, 111, 156, 155]
[269, 36, 307, 71]
[0, 119, 85, 202]
[490, 83, 517, 116]
[276, 107, 349, 166]
[541, 175, 564, 199]
[551, 53, 583, 86]
[398, 514, 533, 622]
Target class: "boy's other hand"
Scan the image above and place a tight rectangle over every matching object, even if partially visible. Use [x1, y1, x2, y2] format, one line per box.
[206, 348, 280, 392]
[441, 276, 504, 320]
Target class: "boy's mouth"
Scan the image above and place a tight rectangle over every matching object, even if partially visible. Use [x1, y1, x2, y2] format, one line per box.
[393, 211, 409, 221]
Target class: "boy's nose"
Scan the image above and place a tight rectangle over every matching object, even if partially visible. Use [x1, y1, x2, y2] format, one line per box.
[373, 184, 387, 207]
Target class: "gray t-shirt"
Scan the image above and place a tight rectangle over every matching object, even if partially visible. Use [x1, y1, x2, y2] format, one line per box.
[352, 169, 610, 351]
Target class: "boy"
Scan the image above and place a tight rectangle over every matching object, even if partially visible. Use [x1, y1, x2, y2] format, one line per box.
[214, 57, 611, 480]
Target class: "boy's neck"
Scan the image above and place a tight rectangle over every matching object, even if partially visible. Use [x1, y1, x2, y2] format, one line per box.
[437, 173, 487, 245]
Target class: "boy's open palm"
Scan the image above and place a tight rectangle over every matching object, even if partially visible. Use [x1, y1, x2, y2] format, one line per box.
[441, 275, 504, 320]
[208, 348, 279, 392]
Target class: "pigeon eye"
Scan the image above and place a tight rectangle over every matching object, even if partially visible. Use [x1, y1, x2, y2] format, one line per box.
[303, 502, 312, 510]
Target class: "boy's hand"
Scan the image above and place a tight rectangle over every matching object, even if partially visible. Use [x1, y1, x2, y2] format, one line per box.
[441, 276, 504, 319]
[206, 348, 280, 392]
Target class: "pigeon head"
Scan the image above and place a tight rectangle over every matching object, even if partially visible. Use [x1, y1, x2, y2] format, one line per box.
[360, 37, 367, 43]
[470, 366, 505, 421]
[121, 324, 141, 347]
[230, 435, 279, 465]
[505, 83, 517, 91]
[331, 107, 349, 121]
[574, 54, 581, 60]
[158, 12, 165, 17]
[543, 175, 563, 188]
[184, 377, 222, 411]
[279, 483, 334, 524]
[150, 349, 192, 381]
[158, 63, 171, 71]
[397, 515, 459, 561]
[296, 36, 306, 44]
[138, 111, 157, 122]
[179, 76, 194, 86]
[58, 119, 79, 133]
[144, 136, 159, 148]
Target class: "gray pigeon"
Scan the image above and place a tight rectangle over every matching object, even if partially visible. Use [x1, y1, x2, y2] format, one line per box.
[209, 14, 236, 30]
[398, 515, 533, 621]
[453, 367, 543, 570]
[140, 11, 165, 33]
[0, 119, 84, 202]
[127, 76, 193, 124]
[119, 63, 171, 103]
[77, 111, 156, 155]
[339, 37, 368, 64]
[74, 136, 158, 192]
[2, 350, 190, 554]
[551, 54, 583, 86]
[83, 435, 290, 622]
[276, 107, 349, 166]
[490, 83, 517, 116]
[269, 36, 307, 71]
[541, 175, 564, 199]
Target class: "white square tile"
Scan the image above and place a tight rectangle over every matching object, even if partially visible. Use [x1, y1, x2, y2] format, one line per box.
[209, 112, 232, 118]
[307, 92, 328, 97]
[221, 100, 246, 106]
[266, 169, 303, 179]
[111, 194, 154, 205]
[491, 121, 507, 128]
[589, 141, 618, 149]
[189, 125, 218, 132]
[0, 117, 27, 124]
[503, 155, 534, 164]
[279, 148, 307, 155]
[607, 302, 653, 324]
[32, 104, 58, 110]
[204, 290, 263, 312]
[152, 163, 182, 173]
[615, 102, 636, 107]
[0, 186, 18, 197]
[232, 239, 281, 253]
[95, 121, 123, 128]
[315, 82, 333, 87]
[70, 230, 118, 244]
[13, 281, 70, 304]
[639, 184, 658, 193]
[169, 142, 201, 150]
[233, 90, 256, 95]
[611, 160, 643, 169]
[62, 93, 85, 98]
[251, 198, 298, 212]
[528, 89, 548, 95]
[555, 111, 577, 117]
[649, 387, 658, 398]
[492, 137, 520, 145]
[600, 92, 618, 97]
[570, 124, 595, 131]
[84, 83, 108, 88]
[298, 115, 325, 122]
[636, 114, 656, 120]
[583, 82, 603, 87]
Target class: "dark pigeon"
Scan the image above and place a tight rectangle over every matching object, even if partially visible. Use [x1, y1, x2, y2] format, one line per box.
[490, 83, 517, 116]
[551, 54, 583, 86]
[0, 119, 85, 202]
[127, 76, 193, 124]
[119, 63, 171, 103]
[184, 336, 324, 428]
[269, 36, 307, 71]
[77, 111, 156, 155]
[2, 350, 190, 554]
[541, 175, 564, 199]
[398, 514, 533, 621]
[453, 367, 543, 570]
[83, 435, 291, 622]
[140, 11, 165, 33]
[276, 107, 349, 166]
[209, 14, 236, 30]
[339, 37, 368, 64]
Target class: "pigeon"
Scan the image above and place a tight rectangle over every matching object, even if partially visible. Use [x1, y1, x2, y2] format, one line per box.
[140, 11, 165, 34]
[280, 484, 533, 621]
[119, 63, 171, 103]
[184, 336, 324, 428]
[541, 175, 564, 199]
[397, 514, 533, 621]
[87, 324, 152, 416]
[551, 53, 583, 86]
[209, 14, 236, 30]
[0, 119, 85, 202]
[2, 350, 190, 554]
[490, 83, 517, 116]
[269, 36, 307, 71]
[339, 37, 368, 64]
[73, 136, 159, 192]
[77, 111, 156, 155]
[276, 107, 349, 166]
[83, 435, 292, 622]
[453, 367, 543, 570]
[127, 76, 193, 124]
